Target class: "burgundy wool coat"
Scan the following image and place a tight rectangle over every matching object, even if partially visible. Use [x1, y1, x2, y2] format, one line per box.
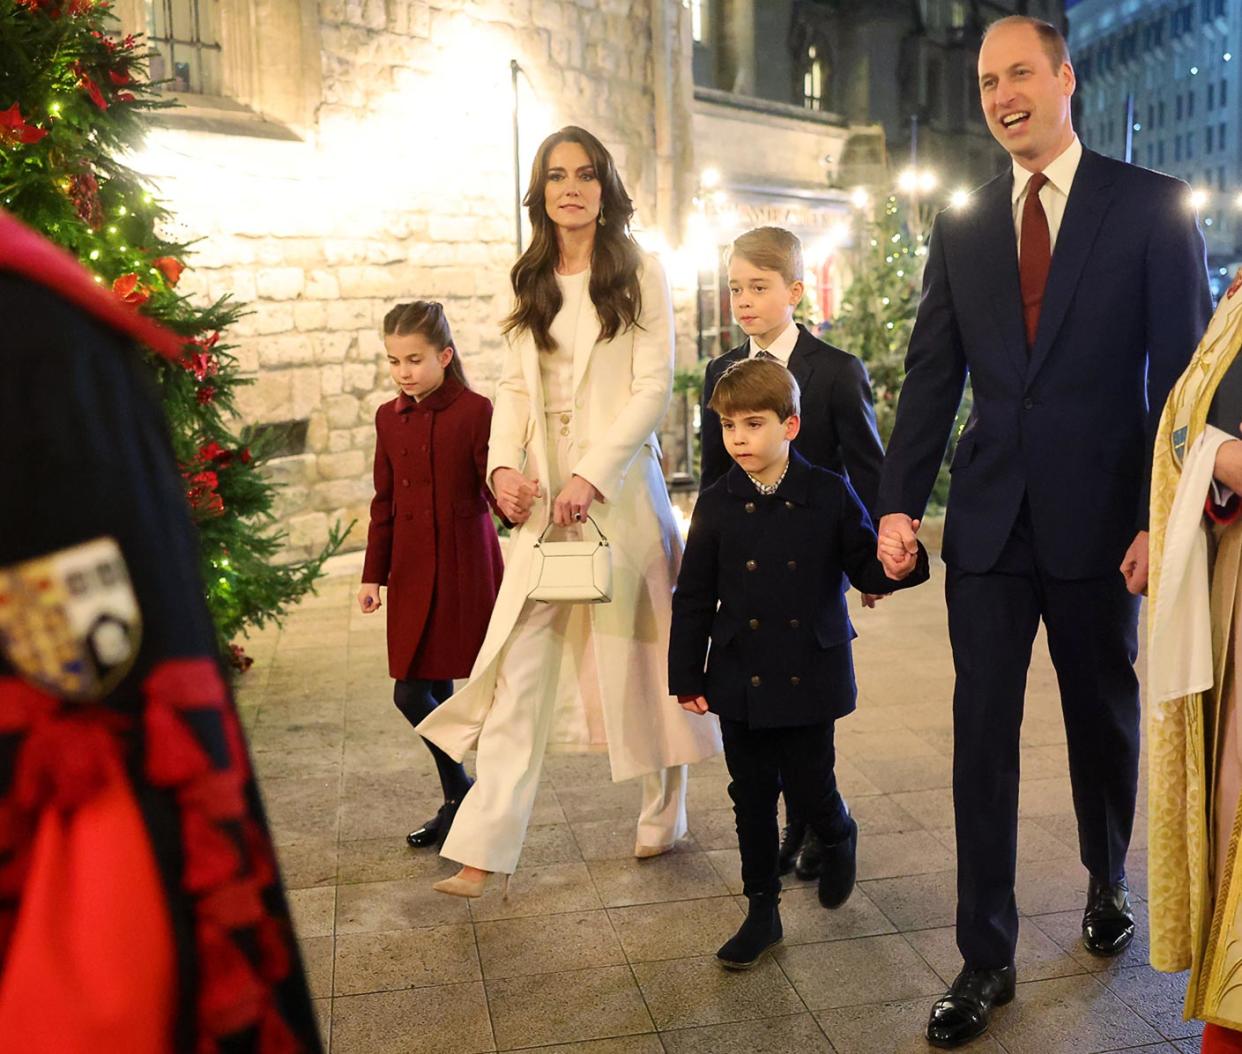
[362, 376, 504, 680]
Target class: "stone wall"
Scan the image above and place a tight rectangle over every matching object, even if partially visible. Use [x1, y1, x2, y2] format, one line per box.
[140, 0, 696, 559]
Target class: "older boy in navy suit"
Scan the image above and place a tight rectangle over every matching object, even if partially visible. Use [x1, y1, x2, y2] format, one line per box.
[671, 359, 928, 969]
[700, 226, 887, 878]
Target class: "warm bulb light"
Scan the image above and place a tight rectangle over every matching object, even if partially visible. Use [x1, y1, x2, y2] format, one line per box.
[1190, 189, 1211, 209]
[700, 167, 721, 190]
[950, 188, 970, 209]
[850, 186, 870, 209]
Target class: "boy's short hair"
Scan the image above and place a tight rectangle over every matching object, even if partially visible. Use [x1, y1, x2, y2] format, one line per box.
[708, 358, 801, 421]
[730, 226, 804, 286]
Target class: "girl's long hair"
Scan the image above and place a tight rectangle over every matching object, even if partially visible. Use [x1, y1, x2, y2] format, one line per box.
[382, 301, 468, 389]
[502, 125, 643, 353]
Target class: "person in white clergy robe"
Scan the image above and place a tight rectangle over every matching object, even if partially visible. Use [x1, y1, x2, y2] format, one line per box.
[417, 126, 722, 896]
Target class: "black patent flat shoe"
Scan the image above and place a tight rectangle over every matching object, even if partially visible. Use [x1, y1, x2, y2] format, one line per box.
[926, 964, 1016, 1048]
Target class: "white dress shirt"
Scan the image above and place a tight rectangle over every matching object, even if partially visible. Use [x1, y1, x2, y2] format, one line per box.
[747, 320, 800, 363]
[1011, 135, 1083, 256]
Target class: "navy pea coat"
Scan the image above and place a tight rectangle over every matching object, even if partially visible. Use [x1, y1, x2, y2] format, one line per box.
[669, 450, 929, 728]
[362, 376, 504, 680]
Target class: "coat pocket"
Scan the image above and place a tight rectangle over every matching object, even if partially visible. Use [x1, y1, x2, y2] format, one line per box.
[814, 611, 856, 649]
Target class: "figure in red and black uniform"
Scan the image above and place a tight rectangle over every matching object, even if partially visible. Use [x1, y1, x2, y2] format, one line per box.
[0, 211, 322, 1053]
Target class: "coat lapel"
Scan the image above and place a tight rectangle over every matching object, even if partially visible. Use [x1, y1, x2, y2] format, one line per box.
[787, 327, 819, 394]
[969, 172, 1028, 381]
[1026, 149, 1115, 383]
[571, 283, 602, 396]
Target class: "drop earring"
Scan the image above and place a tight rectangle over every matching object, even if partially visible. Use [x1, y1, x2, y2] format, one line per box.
[598, 209, 607, 227]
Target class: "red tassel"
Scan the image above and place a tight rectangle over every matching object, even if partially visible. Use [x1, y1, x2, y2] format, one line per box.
[196, 921, 267, 1037]
[259, 1002, 300, 1054]
[145, 697, 212, 787]
[181, 810, 241, 893]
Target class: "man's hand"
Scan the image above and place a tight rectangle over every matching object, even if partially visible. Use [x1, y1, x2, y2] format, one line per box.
[679, 695, 709, 715]
[877, 513, 921, 580]
[553, 474, 602, 527]
[1120, 530, 1149, 596]
[492, 467, 542, 525]
[357, 583, 382, 613]
[860, 593, 887, 609]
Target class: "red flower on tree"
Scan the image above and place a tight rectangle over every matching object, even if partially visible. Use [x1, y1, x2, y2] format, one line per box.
[196, 385, 217, 406]
[154, 256, 184, 285]
[0, 103, 48, 146]
[112, 272, 149, 305]
[68, 170, 103, 228]
[73, 62, 108, 110]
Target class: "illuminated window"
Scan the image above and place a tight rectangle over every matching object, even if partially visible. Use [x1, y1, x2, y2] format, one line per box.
[690, 0, 706, 44]
[803, 44, 826, 111]
[949, 1, 966, 28]
[145, 0, 220, 94]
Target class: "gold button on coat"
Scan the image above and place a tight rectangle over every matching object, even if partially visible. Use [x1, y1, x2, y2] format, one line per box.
[790, 676, 801, 686]
[745, 560, 757, 571]
[744, 502, 755, 513]
[789, 618, 800, 629]
[750, 675, 761, 687]
[748, 618, 760, 630]
[787, 560, 797, 570]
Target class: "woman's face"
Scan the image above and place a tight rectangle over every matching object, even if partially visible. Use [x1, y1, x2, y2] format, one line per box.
[543, 140, 602, 234]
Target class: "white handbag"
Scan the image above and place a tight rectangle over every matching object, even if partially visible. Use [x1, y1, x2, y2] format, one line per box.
[526, 515, 613, 603]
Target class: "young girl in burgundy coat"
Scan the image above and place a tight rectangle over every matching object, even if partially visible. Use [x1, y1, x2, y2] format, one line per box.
[358, 302, 504, 849]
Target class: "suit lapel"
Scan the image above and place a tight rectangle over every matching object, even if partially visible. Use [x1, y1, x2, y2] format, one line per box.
[1026, 149, 1115, 382]
[787, 327, 819, 393]
[970, 173, 1028, 381]
[571, 283, 601, 396]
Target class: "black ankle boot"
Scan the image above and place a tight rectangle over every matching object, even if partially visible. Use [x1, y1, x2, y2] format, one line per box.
[716, 893, 783, 970]
[406, 792, 467, 849]
[817, 813, 858, 908]
[778, 820, 806, 876]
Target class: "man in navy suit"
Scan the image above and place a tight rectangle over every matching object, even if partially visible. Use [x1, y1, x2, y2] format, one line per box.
[875, 15, 1212, 1047]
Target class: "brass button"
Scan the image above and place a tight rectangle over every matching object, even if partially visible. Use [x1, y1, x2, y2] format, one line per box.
[561, 413, 571, 424]
[750, 675, 761, 687]
[789, 618, 800, 629]
[560, 427, 570, 436]
[790, 676, 801, 686]
[401, 448, 408, 456]
[748, 618, 760, 630]
[402, 479, 410, 487]
[744, 502, 756, 513]
[787, 560, 797, 570]
[745, 560, 757, 571]
[785, 500, 794, 509]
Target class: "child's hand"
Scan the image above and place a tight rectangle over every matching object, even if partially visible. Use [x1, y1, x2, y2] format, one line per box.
[860, 592, 886, 609]
[878, 518, 920, 580]
[492, 467, 542, 525]
[358, 583, 382, 613]
[679, 695, 709, 715]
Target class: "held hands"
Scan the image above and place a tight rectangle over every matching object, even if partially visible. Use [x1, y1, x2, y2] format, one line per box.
[679, 695, 710, 715]
[357, 583, 382, 614]
[552, 474, 602, 527]
[877, 513, 921, 580]
[1120, 530, 1149, 596]
[492, 467, 543, 525]
[860, 593, 887, 609]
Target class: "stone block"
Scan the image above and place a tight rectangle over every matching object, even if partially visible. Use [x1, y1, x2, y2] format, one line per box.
[290, 368, 324, 418]
[422, 269, 476, 298]
[231, 338, 261, 374]
[321, 364, 344, 395]
[314, 477, 374, 511]
[428, 216, 478, 242]
[234, 371, 291, 423]
[305, 411, 329, 453]
[254, 302, 296, 335]
[209, 270, 259, 303]
[325, 394, 361, 428]
[327, 301, 374, 331]
[304, 270, 341, 300]
[315, 332, 354, 363]
[344, 362, 376, 393]
[286, 511, 330, 552]
[361, 0, 385, 29]
[293, 301, 327, 332]
[263, 453, 317, 488]
[318, 450, 367, 480]
[338, 265, 405, 299]
[352, 425, 375, 448]
[256, 267, 305, 300]
[328, 430, 352, 453]
[323, 240, 371, 265]
[354, 330, 385, 362]
[258, 335, 316, 368]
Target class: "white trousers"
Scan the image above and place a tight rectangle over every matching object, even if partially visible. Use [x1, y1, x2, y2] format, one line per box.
[440, 410, 688, 874]
[439, 591, 689, 874]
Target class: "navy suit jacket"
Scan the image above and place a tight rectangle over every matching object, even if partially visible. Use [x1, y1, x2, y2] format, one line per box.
[669, 450, 929, 728]
[699, 325, 885, 515]
[877, 148, 1212, 578]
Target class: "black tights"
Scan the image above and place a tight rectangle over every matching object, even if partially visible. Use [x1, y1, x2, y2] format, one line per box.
[393, 678, 472, 802]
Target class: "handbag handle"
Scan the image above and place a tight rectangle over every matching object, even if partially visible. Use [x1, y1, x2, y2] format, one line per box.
[534, 513, 609, 546]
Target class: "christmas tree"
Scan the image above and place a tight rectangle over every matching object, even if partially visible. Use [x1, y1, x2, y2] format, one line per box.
[832, 195, 968, 507]
[0, 0, 345, 665]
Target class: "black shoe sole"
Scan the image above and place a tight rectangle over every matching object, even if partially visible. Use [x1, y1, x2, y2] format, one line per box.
[925, 987, 1014, 1048]
[716, 936, 783, 971]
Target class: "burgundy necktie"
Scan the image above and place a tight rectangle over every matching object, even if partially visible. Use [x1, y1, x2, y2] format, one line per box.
[1019, 172, 1051, 349]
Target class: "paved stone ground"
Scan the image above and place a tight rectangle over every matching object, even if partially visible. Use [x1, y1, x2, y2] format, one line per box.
[235, 553, 1199, 1054]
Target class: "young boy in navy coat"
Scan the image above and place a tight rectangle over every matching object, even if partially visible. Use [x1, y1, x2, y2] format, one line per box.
[670, 358, 928, 969]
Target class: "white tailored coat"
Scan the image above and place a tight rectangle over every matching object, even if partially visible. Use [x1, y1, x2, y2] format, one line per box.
[417, 254, 723, 782]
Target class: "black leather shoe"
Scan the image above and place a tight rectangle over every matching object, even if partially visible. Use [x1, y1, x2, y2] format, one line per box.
[794, 828, 824, 880]
[926, 965, 1016, 1048]
[1082, 875, 1135, 956]
[778, 819, 806, 876]
[717, 893, 782, 969]
[406, 797, 462, 849]
[816, 813, 858, 908]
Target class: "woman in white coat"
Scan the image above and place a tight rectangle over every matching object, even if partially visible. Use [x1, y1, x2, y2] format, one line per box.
[417, 126, 722, 895]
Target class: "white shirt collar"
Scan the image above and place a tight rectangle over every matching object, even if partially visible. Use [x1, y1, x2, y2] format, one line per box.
[748, 320, 800, 363]
[1011, 135, 1083, 204]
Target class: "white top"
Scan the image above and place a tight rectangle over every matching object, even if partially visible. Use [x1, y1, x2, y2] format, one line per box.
[746, 319, 799, 364]
[543, 269, 591, 412]
[1011, 135, 1083, 256]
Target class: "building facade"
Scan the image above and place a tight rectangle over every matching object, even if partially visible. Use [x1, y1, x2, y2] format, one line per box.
[1068, 0, 1241, 290]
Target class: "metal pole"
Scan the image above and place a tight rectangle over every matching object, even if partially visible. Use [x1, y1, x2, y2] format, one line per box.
[1124, 92, 1134, 165]
[511, 59, 523, 257]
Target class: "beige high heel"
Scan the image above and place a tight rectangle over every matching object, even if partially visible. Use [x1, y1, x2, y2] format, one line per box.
[634, 842, 675, 860]
[433, 869, 511, 900]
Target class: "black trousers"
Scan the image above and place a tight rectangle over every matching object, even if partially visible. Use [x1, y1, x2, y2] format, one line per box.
[947, 502, 1140, 969]
[393, 678, 472, 802]
[720, 716, 851, 897]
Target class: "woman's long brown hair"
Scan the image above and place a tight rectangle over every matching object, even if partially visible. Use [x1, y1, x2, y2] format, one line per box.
[502, 126, 643, 353]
